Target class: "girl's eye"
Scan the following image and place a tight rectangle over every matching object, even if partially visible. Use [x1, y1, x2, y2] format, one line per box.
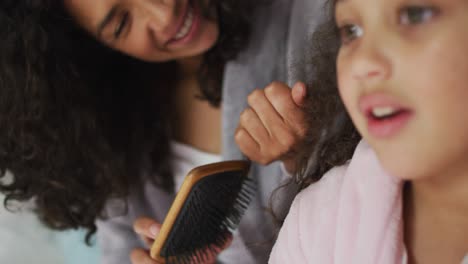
[114, 12, 130, 39]
[338, 24, 363, 45]
[399, 6, 438, 25]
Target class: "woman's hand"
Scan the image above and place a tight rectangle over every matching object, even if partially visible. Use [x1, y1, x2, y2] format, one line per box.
[235, 82, 307, 174]
[131, 217, 161, 264]
[131, 217, 230, 264]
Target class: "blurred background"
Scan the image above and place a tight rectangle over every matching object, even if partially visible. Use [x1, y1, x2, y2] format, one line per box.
[0, 171, 100, 264]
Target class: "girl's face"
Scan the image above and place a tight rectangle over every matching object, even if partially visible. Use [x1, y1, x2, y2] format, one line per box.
[336, 0, 468, 181]
[65, 0, 219, 62]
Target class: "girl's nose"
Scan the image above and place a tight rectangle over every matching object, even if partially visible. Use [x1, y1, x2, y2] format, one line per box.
[350, 37, 392, 87]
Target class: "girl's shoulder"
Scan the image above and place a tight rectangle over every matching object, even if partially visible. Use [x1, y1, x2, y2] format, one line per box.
[294, 141, 376, 207]
[269, 163, 350, 263]
[270, 141, 404, 263]
[292, 160, 351, 230]
[297, 163, 349, 203]
[293, 140, 393, 221]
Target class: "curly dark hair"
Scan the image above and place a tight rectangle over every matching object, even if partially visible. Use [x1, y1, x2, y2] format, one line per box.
[294, 0, 361, 189]
[0, 0, 263, 242]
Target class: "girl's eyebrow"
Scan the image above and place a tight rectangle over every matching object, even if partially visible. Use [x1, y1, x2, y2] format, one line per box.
[97, 5, 118, 38]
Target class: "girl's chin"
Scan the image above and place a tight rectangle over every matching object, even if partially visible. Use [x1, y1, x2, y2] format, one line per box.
[382, 162, 432, 182]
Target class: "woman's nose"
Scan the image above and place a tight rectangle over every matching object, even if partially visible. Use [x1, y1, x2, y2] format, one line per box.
[138, 0, 179, 41]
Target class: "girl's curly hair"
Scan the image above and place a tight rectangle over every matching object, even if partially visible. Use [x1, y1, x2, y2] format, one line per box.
[294, 0, 361, 189]
[0, 0, 261, 242]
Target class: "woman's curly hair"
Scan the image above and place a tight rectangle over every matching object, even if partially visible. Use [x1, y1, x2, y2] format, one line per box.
[0, 0, 262, 242]
[294, 0, 361, 189]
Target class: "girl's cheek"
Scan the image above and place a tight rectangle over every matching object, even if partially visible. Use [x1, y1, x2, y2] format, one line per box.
[337, 60, 350, 102]
[337, 64, 358, 121]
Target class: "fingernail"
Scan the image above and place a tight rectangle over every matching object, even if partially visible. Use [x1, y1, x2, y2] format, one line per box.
[150, 224, 159, 237]
[297, 83, 306, 96]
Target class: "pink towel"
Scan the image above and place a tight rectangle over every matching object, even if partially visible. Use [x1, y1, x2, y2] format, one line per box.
[269, 141, 406, 263]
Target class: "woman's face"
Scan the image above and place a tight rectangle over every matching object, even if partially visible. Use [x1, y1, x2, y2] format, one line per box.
[65, 0, 219, 62]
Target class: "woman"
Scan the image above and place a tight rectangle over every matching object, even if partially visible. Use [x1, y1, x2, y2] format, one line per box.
[0, 0, 324, 263]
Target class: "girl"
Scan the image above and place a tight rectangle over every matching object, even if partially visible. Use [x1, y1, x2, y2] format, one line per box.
[269, 0, 468, 263]
[0, 0, 322, 263]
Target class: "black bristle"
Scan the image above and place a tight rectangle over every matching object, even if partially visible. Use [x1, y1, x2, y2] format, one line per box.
[161, 170, 255, 264]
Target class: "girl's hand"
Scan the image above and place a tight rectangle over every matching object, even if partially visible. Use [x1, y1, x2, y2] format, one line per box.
[131, 217, 231, 264]
[235, 82, 307, 174]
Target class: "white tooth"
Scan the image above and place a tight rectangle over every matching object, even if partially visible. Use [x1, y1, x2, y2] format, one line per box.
[185, 12, 193, 28]
[372, 107, 396, 118]
[175, 24, 188, 39]
[181, 24, 189, 34]
[174, 7, 194, 40]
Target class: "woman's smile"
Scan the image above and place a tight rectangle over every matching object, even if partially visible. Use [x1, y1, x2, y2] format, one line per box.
[166, 0, 202, 48]
[65, 0, 219, 62]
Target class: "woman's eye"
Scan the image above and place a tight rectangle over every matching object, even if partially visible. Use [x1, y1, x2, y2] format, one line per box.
[114, 12, 129, 39]
[338, 24, 363, 45]
[399, 6, 438, 25]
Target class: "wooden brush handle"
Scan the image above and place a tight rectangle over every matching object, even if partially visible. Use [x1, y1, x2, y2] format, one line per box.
[150, 160, 250, 262]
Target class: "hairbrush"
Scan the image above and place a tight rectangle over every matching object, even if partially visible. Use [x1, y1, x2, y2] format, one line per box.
[150, 160, 255, 264]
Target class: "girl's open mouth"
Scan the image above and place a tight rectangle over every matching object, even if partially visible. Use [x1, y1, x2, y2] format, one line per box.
[359, 94, 414, 138]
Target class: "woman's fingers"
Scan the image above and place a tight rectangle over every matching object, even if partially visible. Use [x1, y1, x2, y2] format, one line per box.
[192, 233, 233, 264]
[291, 82, 307, 107]
[264, 82, 307, 137]
[133, 217, 161, 247]
[235, 127, 261, 160]
[130, 235, 233, 264]
[247, 88, 284, 137]
[236, 81, 308, 170]
[239, 107, 270, 146]
[131, 248, 159, 264]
